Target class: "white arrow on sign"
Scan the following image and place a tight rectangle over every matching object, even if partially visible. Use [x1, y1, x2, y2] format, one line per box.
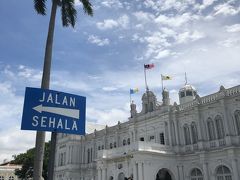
[33, 104, 79, 119]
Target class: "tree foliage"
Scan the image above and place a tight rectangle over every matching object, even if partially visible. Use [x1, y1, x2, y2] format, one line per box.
[12, 142, 50, 179]
[34, 0, 93, 27]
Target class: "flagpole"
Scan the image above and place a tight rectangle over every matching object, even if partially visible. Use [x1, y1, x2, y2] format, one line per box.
[130, 92, 132, 105]
[161, 74, 164, 92]
[185, 72, 188, 85]
[144, 65, 148, 91]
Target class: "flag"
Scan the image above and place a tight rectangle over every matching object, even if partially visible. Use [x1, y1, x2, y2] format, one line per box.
[144, 63, 154, 69]
[161, 75, 172, 80]
[130, 88, 139, 94]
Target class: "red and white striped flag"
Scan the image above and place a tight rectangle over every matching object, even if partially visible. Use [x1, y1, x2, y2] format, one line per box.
[144, 63, 154, 69]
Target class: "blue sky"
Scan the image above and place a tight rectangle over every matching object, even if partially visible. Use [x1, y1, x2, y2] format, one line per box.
[0, 0, 240, 162]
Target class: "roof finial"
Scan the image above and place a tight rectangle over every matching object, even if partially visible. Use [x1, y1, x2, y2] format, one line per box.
[185, 72, 188, 85]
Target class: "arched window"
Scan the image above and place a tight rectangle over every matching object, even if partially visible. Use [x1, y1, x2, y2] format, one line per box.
[60, 153, 63, 166]
[191, 122, 198, 144]
[190, 168, 203, 180]
[149, 102, 153, 112]
[0, 176, 4, 180]
[98, 146, 101, 150]
[90, 148, 93, 162]
[110, 143, 113, 149]
[114, 142, 117, 148]
[145, 104, 148, 113]
[8, 177, 14, 180]
[123, 139, 126, 146]
[160, 133, 165, 145]
[102, 145, 104, 149]
[215, 115, 225, 139]
[87, 149, 90, 163]
[216, 165, 232, 180]
[207, 118, 216, 140]
[184, 125, 191, 145]
[186, 90, 193, 96]
[234, 110, 240, 135]
[63, 152, 66, 165]
[127, 138, 130, 145]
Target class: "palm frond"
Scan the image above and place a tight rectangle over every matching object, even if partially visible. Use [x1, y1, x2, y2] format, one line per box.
[33, 0, 47, 15]
[61, 1, 69, 27]
[61, 0, 77, 27]
[79, 0, 93, 16]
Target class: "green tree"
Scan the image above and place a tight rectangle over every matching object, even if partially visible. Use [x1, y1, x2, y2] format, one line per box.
[12, 142, 50, 179]
[32, 0, 93, 179]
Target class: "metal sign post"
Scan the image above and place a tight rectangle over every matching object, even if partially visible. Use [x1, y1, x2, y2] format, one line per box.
[21, 87, 86, 179]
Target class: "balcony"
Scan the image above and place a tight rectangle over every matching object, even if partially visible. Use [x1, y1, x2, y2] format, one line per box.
[97, 141, 173, 159]
[208, 139, 226, 149]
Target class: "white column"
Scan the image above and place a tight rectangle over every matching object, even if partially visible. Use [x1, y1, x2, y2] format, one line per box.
[203, 162, 209, 180]
[195, 107, 204, 141]
[97, 169, 101, 180]
[181, 165, 185, 180]
[102, 168, 107, 180]
[168, 119, 173, 146]
[143, 162, 150, 180]
[127, 160, 130, 177]
[114, 163, 118, 180]
[138, 162, 143, 180]
[133, 162, 137, 180]
[173, 114, 180, 145]
[177, 165, 181, 180]
[220, 99, 230, 135]
[232, 159, 239, 180]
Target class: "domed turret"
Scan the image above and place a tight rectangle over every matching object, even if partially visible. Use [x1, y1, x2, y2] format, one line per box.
[130, 101, 137, 117]
[162, 88, 170, 106]
[141, 90, 156, 113]
[179, 84, 197, 104]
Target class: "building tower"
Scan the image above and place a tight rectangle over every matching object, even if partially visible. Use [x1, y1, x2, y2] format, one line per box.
[162, 88, 170, 106]
[179, 84, 197, 104]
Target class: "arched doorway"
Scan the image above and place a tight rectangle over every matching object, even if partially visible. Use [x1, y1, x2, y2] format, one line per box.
[156, 168, 172, 180]
[118, 172, 125, 180]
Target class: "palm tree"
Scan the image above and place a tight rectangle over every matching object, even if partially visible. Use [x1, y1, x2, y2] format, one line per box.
[32, 0, 93, 179]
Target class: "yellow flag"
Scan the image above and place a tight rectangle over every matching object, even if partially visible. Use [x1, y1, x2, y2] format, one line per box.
[161, 75, 172, 80]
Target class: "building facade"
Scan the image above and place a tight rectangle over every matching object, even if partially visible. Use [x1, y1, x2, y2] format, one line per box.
[0, 163, 21, 180]
[54, 84, 240, 180]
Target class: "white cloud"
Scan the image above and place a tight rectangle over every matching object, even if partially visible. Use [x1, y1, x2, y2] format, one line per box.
[86, 122, 105, 134]
[154, 49, 172, 59]
[219, 37, 240, 48]
[197, 0, 217, 10]
[101, 0, 123, 9]
[160, 27, 177, 37]
[143, 0, 194, 12]
[133, 11, 155, 23]
[88, 35, 110, 46]
[118, 15, 129, 29]
[17, 65, 42, 82]
[203, 0, 216, 7]
[154, 13, 198, 27]
[96, 19, 119, 30]
[96, 15, 129, 30]
[87, 107, 128, 126]
[176, 30, 205, 44]
[102, 86, 118, 91]
[214, 3, 240, 16]
[226, 24, 240, 33]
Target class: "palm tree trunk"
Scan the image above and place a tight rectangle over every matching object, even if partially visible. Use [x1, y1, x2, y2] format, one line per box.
[33, 0, 58, 179]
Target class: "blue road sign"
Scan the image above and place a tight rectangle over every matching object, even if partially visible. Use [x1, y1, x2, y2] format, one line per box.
[21, 87, 86, 135]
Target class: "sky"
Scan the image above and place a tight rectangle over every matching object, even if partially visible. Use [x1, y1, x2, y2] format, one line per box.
[0, 0, 240, 162]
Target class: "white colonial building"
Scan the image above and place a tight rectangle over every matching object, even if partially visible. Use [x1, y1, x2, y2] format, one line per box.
[0, 163, 21, 180]
[54, 83, 240, 180]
